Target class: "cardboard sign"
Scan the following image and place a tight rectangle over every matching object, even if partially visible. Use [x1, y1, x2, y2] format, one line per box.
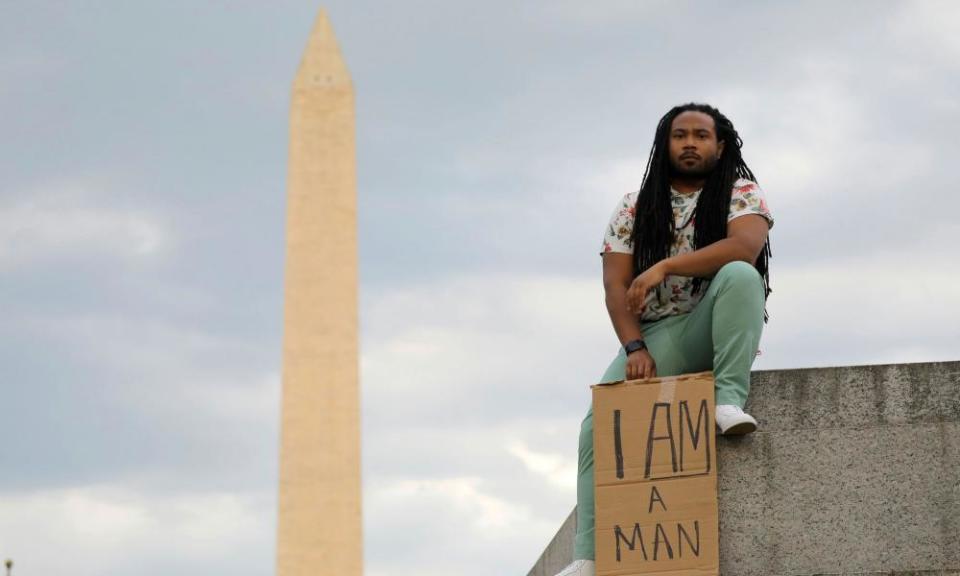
[592, 371, 718, 576]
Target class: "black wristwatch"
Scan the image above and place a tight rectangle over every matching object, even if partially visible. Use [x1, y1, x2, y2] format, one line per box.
[624, 339, 647, 355]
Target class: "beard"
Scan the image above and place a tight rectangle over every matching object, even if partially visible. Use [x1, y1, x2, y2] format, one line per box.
[669, 154, 719, 180]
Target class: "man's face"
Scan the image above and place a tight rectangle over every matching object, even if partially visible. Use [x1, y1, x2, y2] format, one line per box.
[668, 110, 725, 179]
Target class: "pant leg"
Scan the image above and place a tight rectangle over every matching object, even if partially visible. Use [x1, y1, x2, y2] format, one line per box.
[573, 405, 595, 560]
[572, 319, 696, 560]
[675, 260, 766, 407]
[573, 351, 626, 560]
[638, 314, 700, 377]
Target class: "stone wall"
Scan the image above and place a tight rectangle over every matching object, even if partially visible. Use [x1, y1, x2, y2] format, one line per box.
[528, 361, 960, 576]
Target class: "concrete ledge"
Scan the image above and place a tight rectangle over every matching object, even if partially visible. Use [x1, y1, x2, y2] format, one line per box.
[526, 509, 576, 576]
[527, 361, 960, 576]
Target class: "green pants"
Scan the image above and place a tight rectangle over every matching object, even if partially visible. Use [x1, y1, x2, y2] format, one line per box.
[573, 261, 766, 560]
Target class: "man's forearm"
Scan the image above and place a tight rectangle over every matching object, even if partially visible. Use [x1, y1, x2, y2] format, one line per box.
[605, 287, 644, 345]
[662, 237, 755, 278]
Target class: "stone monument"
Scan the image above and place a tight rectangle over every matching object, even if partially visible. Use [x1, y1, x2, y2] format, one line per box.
[276, 9, 361, 576]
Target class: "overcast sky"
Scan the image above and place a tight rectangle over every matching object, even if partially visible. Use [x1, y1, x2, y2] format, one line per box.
[1, 1, 959, 575]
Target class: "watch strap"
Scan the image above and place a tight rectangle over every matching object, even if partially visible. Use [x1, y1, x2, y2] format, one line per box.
[624, 339, 647, 355]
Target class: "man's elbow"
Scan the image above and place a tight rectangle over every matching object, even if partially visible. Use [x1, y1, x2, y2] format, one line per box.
[732, 237, 765, 265]
[736, 250, 758, 265]
[603, 277, 630, 295]
[602, 280, 618, 294]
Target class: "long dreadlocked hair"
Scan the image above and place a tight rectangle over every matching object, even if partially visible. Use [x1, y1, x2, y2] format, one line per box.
[630, 102, 772, 320]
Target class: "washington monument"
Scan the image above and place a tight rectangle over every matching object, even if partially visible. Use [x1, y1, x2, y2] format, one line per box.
[276, 9, 362, 576]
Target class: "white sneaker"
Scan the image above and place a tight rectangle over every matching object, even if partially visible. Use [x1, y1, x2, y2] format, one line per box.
[553, 559, 594, 576]
[715, 404, 757, 435]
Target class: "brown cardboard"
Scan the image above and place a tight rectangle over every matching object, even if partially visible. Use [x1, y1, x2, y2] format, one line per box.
[592, 372, 718, 576]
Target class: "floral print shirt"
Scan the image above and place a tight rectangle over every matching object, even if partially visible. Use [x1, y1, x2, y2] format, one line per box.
[601, 178, 774, 322]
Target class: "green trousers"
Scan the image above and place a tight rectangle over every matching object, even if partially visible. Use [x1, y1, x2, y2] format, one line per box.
[573, 261, 766, 560]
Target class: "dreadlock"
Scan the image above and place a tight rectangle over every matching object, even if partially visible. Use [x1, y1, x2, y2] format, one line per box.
[630, 102, 773, 320]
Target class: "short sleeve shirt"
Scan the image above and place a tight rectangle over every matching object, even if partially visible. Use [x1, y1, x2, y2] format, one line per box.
[600, 178, 773, 322]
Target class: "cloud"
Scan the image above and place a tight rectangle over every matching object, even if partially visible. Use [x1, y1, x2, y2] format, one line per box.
[507, 440, 578, 491]
[361, 272, 614, 429]
[373, 477, 526, 531]
[519, 0, 673, 29]
[890, 0, 960, 66]
[0, 310, 280, 493]
[0, 183, 166, 267]
[0, 44, 61, 102]
[757, 255, 960, 370]
[364, 474, 560, 576]
[0, 485, 273, 576]
[189, 371, 281, 424]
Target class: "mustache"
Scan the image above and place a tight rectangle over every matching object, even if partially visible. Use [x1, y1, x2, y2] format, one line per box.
[669, 159, 716, 179]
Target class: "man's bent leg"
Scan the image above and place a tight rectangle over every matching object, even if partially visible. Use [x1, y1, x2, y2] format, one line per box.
[573, 350, 626, 560]
[679, 260, 766, 407]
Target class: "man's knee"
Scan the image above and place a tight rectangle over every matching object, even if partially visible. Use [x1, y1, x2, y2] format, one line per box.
[715, 260, 761, 286]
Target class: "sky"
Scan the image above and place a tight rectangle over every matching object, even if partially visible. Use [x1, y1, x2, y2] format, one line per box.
[1, 1, 959, 575]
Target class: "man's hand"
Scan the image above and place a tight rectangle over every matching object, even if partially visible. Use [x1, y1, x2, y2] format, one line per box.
[626, 349, 657, 380]
[626, 261, 668, 314]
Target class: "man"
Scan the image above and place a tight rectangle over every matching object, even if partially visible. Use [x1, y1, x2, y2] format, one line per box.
[555, 103, 773, 576]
